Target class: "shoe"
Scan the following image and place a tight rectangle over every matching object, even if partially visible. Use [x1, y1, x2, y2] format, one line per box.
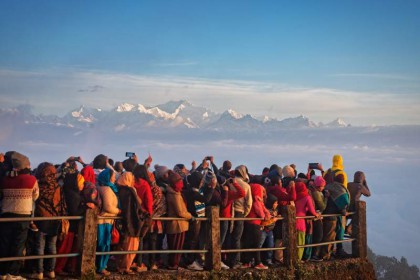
[131, 264, 148, 272]
[335, 250, 352, 258]
[118, 270, 135, 275]
[310, 256, 323, 262]
[29, 273, 43, 280]
[29, 223, 39, 232]
[265, 260, 273, 266]
[167, 266, 184, 271]
[97, 270, 111, 276]
[45, 272, 55, 279]
[254, 263, 268, 270]
[220, 261, 230, 270]
[188, 261, 204, 271]
[150, 264, 158, 270]
[6, 275, 27, 280]
[240, 263, 251, 269]
[231, 262, 242, 269]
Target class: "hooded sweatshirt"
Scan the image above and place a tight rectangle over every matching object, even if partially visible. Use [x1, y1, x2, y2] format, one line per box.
[246, 183, 270, 225]
[324, 155, 348, 188]
[233, 165, 253, 216]
[347, 171, 371, 211]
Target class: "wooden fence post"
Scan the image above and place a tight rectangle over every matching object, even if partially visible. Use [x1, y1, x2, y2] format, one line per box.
[281, 205, 297, 269]
[205, 206, 221, 271]
[352, 201, 367, 259]
[77, 208, 98, 279]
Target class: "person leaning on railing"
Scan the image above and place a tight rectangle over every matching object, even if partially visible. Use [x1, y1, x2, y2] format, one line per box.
[0, 152, 39, 279]
[30, 162, 65, 280]
[96, 168, 121, 276]
[319, 173, 350, 261]
[165, 171, 193, 271]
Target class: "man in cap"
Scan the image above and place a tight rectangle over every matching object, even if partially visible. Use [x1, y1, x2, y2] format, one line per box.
[0, 152, 39, 279]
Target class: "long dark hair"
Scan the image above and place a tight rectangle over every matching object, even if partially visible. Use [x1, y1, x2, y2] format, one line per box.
[133, 164, 152, 186]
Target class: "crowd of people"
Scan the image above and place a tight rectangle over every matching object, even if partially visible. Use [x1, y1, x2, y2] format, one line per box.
[0, 151, 371, 279]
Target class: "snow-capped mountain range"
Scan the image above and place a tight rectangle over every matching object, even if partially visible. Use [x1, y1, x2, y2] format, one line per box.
[0, 100, 350, 132]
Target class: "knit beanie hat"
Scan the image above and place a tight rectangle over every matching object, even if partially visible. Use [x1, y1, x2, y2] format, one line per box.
[282, 165, 295, 178]
[314, 176, 326, 188]
[268, 164, 282, 178]
[154, 164, 169, 179]
[205, 170, 216, 184]
[12, 152, 30, 170]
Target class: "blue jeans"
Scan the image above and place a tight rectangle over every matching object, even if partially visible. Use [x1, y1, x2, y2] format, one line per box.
[259, 229, 274, 262]
[35, 232, 58, 273]
[229, 212, 244, 266]
[220, 221, 229, 246]
[96, 223, 112, 272]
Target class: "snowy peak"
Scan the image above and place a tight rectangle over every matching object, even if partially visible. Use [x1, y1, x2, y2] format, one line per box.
[326, 118, 349, 127]
[225, 109, 244, 119]
[69, 106, 102, 123]
[116, 103, 135, 112]
[277, 114, 318, 128]
[4, 100, 353, 131]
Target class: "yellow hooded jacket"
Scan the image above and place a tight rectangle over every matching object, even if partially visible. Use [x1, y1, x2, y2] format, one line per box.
[330, 154, 348, 188]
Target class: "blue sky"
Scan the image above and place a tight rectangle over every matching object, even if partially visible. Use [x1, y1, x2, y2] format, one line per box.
[0, 0, 419, 125]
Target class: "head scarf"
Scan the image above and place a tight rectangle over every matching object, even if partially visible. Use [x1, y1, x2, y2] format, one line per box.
[98, 168, 118, 194]
[168, 171, 183, 192]
[295, 181, 309, 201]
[117, 172, 135, 188]
[81, 165, 96, 184]
[35, 162, 62, 216]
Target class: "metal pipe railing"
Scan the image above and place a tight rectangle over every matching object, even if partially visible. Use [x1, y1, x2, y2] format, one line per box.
[96, 249, 208, 256]
[0, 216, 83, 222]
[0, 253, 79, 262]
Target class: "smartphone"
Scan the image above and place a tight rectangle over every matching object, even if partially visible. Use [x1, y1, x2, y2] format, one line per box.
[125, 152, 135, 158]
[308, 163, 319, 169]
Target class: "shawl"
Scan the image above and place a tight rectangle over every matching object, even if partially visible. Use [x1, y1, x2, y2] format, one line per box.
[325, 181, 349, 211]
[35, 162, 62, 217]
[98, 168, 120, 207]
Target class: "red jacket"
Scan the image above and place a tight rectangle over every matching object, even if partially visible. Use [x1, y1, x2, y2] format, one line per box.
[246, 184, 270, 225]
[220, 181, 245, 218]
[134, 178, 153, 216]
[267, 184, 296, 206]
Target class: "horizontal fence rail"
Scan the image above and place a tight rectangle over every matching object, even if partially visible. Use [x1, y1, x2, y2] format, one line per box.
[0, 216, 83, 222]
[0, 201, 367, 277]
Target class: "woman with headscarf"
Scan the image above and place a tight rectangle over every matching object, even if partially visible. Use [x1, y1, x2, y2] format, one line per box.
[295, 181, 320, 261]
[55, 160, 85, 275]
[166, 171, 193, 270]
[116, 171, 147, 275]
[131, 165, 153, 272]
[96, 168, 121, 276]
[30, 162, 63, 280]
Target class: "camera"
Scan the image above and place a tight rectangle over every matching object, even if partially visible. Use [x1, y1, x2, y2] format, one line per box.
[205, 156, 211, 160]
[125, 152, 135, 158]
[308, 163, 319, 170]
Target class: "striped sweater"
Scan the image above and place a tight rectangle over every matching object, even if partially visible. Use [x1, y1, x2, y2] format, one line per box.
[1, 174, 39, 215]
